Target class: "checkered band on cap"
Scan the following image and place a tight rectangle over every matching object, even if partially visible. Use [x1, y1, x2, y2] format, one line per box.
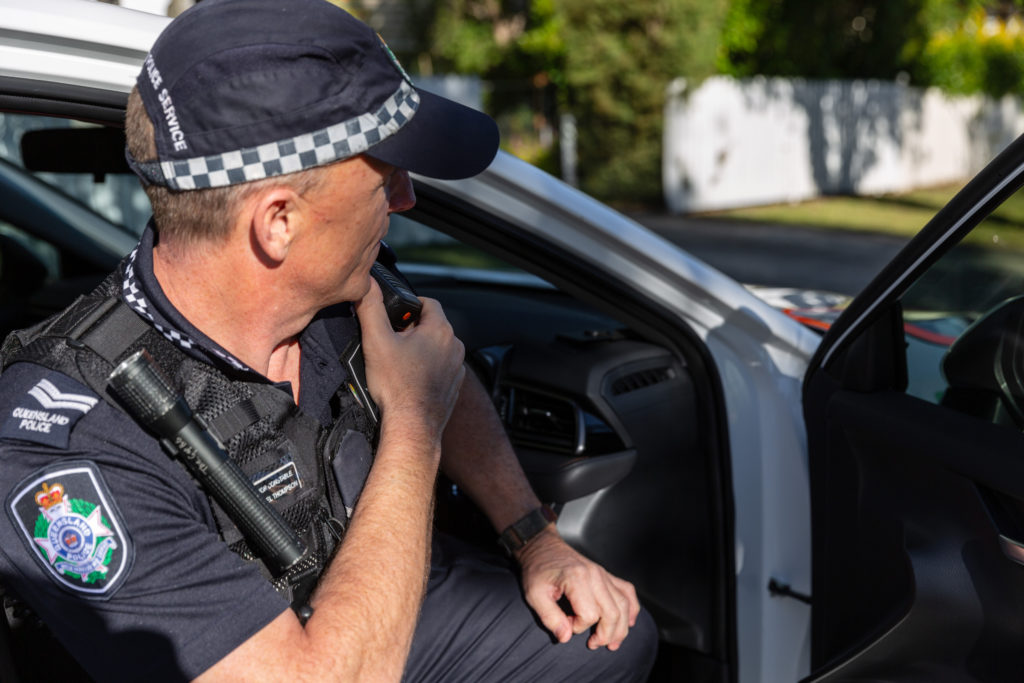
[159, 80, 419, 191]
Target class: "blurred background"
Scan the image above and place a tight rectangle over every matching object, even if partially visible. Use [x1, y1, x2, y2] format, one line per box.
[110, 0, 1024, 210]
[91, 0, 1024, 295]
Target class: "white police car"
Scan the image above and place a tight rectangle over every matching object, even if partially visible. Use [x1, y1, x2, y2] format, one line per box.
[3, 1, 1024, 681]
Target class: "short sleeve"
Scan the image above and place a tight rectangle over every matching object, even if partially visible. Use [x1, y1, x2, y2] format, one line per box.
[0, 365, 289, 681]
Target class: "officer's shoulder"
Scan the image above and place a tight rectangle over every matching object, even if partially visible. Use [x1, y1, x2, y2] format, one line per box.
[0, 362, 101, 450]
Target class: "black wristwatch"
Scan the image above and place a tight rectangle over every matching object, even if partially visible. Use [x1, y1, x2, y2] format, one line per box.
[498, 504, 558, 555]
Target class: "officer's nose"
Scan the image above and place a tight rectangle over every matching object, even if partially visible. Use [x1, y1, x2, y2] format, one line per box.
[388, 169, 415, 213]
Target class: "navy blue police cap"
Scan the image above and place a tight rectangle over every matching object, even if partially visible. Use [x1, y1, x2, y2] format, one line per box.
[127, 0, 499, 190]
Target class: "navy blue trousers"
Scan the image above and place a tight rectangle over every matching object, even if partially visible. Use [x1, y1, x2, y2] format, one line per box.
[403, 534, 658, 682]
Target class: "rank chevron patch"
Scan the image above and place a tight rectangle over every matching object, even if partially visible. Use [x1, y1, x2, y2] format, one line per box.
[0, 372, 99, 449]
[7, 461, 133, 599]
[28, 379, 98, 413]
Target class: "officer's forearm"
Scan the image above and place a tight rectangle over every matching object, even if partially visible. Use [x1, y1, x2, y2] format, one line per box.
[440, 372, 542, 533]
[195, 417, 440, 683]
[304, 418, 440, 679]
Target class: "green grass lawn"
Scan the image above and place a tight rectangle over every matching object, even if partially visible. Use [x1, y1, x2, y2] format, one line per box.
[703, 184, 1024, 249]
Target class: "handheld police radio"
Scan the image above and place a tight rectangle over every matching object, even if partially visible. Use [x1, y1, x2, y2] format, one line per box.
[107, 350, 307, 576]
[370, 262, 421, 331]
[344, 256, 423, 424]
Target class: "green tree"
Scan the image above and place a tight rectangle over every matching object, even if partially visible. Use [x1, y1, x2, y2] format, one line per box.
[718, 0, 934, 80]
[560, 0, 726, 202]
[717, 0, 1024, 97]
[917, 4, 1024, 97]
[426, 0, 727, 204]
[429, 0, 565, 171]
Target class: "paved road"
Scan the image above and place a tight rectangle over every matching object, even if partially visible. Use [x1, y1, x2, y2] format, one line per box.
[631, 213, 911, 297]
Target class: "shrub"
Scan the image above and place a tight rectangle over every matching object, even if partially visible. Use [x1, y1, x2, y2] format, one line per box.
[919, 11, 1024, 97]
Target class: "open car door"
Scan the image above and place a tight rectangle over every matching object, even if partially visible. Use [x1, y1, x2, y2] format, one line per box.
[803, 133, 1024, 681]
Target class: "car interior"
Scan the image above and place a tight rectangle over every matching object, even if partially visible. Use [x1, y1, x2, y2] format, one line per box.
[0, 92, 735, 682]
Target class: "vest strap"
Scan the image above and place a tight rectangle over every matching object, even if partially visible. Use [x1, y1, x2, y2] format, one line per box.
[70, 298, 151, 365]
[209, 398, 262, 443]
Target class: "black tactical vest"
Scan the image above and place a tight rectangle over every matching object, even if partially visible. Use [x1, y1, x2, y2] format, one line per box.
[0, 269, 378, 606]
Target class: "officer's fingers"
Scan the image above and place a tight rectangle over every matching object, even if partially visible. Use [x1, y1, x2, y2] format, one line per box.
[410, 297, 451, 339]
[578, 576, 627, 650]
[407, 299, 463, 373]
[353, 279, 390, 338]
[611, 575, 641, 627]
[561, 572, 605, 635]
[524, 584, 572, 644]
[433, 362, 466, 427]
[598, 581, 635, 651]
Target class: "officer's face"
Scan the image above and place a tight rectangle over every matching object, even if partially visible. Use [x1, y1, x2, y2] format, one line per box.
[294, 155, 415, 305]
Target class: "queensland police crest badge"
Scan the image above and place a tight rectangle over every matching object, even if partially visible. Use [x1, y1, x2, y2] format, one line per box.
[7, 462, 132, 598]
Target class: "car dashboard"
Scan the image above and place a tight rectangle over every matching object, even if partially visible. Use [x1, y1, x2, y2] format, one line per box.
[415, 275, 720, 654]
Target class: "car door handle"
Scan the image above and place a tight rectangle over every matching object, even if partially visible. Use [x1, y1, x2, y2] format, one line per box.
[998, 534, 1024, 566]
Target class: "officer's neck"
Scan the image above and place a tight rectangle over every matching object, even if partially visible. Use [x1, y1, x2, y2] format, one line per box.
[152, 234, 312, 401]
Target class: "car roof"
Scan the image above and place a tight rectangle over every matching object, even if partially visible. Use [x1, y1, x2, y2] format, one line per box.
[0, 0, 168, 93]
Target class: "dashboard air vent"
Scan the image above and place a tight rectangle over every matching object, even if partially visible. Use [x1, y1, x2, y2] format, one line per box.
[610, 367, 676, 396]
[506, 388, 581, 454]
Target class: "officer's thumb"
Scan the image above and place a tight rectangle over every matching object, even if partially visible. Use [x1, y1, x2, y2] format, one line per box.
[354, 278, 391, 337]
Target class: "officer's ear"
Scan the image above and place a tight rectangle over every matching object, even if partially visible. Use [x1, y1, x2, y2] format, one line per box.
[248, 186, 302, 265]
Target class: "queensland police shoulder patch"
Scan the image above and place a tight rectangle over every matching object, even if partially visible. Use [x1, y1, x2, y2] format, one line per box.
[0, 373, 98, 449]
[7, 461, 133, 599]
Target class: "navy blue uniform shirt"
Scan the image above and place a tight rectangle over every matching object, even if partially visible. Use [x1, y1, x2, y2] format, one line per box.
[0, 223, 359, 681]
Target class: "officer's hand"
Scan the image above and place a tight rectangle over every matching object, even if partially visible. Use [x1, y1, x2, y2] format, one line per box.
[354, 279, 465, 440]
[516, 527, 641, 651]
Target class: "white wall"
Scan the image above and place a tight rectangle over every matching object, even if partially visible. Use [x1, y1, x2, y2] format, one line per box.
[415, 75, 484, 112]
[663, 76, 1024, 213]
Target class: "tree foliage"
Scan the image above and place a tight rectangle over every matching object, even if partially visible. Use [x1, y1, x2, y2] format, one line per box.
[917, 6, 1024, 96]
[717, 0, 934, 79]
[559, 0, 726, 202]
[431, 0, 562, 73]
[426, 0, 727, 204]
[718, 0, 1024, 97]
[421, 0, 1024, 205]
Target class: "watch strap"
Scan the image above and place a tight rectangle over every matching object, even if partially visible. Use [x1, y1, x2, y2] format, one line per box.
[498, 504, 557, 554]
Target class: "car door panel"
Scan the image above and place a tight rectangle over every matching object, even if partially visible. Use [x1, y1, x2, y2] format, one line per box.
[806, 384, 1024, 680]
[806, 134, 1024, 681]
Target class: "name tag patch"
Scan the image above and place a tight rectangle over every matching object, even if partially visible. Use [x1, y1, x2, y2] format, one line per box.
[252, 460, 303, 505]
[7, 461, 133, 599]
[0, 377, 97, 448]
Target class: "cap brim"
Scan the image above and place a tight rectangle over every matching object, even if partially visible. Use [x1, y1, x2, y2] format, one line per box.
[367, 88, 499, 180]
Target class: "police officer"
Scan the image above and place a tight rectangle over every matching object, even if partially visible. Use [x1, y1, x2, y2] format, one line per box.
[0, 0, 657, 680]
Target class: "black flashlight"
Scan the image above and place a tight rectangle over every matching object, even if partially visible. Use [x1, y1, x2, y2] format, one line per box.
[107, 350, 306, 576]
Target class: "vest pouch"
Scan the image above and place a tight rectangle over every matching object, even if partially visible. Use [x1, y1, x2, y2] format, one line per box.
[320, 385, 378, 520]
[330, 429, 373, 518]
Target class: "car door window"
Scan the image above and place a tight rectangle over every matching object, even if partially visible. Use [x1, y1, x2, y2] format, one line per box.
[900, 186, 1024, 418]
[0, 113, 150, 235]
[387, 213, 523, 272]
[0, 112, 144, 335]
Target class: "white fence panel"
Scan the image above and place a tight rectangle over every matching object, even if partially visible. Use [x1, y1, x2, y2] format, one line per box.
[663, 76, 1024, 213]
